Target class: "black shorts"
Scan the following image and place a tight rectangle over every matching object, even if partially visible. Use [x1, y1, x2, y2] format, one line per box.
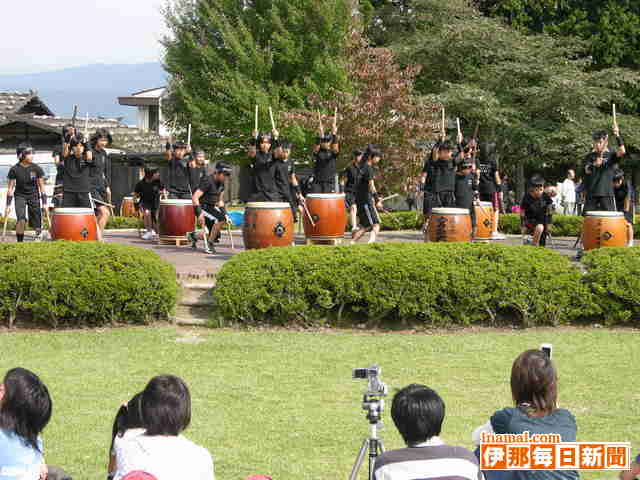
[202, 204, 226, 230]
[311, 181, 335, 194]
[62, 192, 91, 209]
[479, 192, 500, 211]
[15, 195, 42, 229]
[140, 202, 158, 215]
[345, 192, 356, 209]
[357, 202, 380, 230]
[583, 196, 615, 214]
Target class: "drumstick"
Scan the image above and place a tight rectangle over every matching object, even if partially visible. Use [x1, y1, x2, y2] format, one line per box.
[93, 198, 116, 209]
[613, 103, 617, 128]
[254, 104, 259, 136]
[300, 198, 315, 227]
[187, 124, 192, 147]
[441, 107, 446, 140]
[333, 106, 338, 132]
[456, 117, 462, 140]
[318, 110, 325, 137]
[381, 193, 399, 202]
[227, 221, 235, 250]
[269, 107, 276, 131]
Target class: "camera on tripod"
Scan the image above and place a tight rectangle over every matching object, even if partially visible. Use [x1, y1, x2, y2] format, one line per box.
[352, 364, 388, 397]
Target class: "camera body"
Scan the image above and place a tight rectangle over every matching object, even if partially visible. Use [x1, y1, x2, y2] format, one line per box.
[540, 343, 553, 359]
[353, 365, 388, 397]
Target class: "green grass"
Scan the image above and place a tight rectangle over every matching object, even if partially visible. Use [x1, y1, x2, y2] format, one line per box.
[1, 327, 638, 479]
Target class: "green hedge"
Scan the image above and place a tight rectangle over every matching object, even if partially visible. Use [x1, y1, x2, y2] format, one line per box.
[213, 243, 592, 328]
[500, 213, 640, 238]
[379, 211, 423, 231]
[582, 247, 640, 324]
[0, 243, 178, 327]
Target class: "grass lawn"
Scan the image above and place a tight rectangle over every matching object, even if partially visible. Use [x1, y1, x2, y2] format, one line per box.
[0, 326, 638, 479]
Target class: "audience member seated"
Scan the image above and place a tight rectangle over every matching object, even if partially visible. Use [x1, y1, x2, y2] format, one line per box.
[472, 349, 577, 480]
[0, 367, 52, 480]
[373, 384, 482, 480]
[113, 375, 213, 480]
[108, 392, 145, 479]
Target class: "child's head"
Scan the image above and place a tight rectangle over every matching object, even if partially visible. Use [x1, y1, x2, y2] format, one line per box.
[111, 392, 145, 451]
[511, 349, 557, 415]
[592, 130, 608, 153]
[437, 140, 454, 161]
[613, 169, 624, 188]
[528, 176, 545, 198]
[141, 375, 191, 437]
[457, 161, 472, 175]
[257, 132, 272, 153]
[318, 133, 333, 150]
[279, 141, 292, 160]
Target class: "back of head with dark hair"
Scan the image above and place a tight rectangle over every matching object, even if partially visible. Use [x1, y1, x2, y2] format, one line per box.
[511, 350, 557, 415]
[141, 375, 191, 436]
[592, 130, 608, 141]
[110, 392, 145, 452]
[391, 384, 445, 445]
[0, 368, 52, 452]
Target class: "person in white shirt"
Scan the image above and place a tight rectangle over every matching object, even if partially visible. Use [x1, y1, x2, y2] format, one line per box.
[560, 169, 576, 215]
[114, 375, 214, 480]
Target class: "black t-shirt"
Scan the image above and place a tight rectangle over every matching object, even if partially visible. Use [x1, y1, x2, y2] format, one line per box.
[8, 163, 44, 197]
[421, 159, 434, 192]
[197, 175, 225, 205]
[343, 165, 359, 193]
[273, 159, 292, 202]
[135, 179, 164, 208]
[251, 151, 277, 196]
[89, 148, 109, 192]
[168, 156, 191, 194]
[477, 159, 497, 194]
[430, 159, 456, 193]
[583, 151, 619, 197]
[355, 162, 374, 204]
[521, 192, 553, 223]
[454, 172, 475, 208]
[313, 149, 338, 183]
[188, 165, 204, 192]
[62, 153, 91, 193]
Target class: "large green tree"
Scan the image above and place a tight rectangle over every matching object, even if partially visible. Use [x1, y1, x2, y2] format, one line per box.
[162, 0, 352, 160]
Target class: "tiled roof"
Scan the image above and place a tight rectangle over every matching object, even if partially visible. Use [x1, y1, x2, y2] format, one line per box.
[0, 92, 35, 120]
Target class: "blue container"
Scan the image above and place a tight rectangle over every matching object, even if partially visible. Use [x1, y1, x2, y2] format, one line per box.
[228, 210, 244, 227]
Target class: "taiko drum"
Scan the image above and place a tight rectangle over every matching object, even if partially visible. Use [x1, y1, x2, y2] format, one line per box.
[427, 207, 472, 243]
[51, 208, 98, 241]
[158, 199, 195, 242]
[474, 202, 494, 240]
[583, 211, 627, 251]
[243, 202, 294, 249]
[302, 193, 348, 241]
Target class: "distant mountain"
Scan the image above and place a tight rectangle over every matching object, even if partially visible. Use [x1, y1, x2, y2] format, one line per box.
[0, 63, 167, 125]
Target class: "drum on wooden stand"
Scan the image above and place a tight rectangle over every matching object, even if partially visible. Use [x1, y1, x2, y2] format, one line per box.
[243, 202, 294, 250]
[51, 208, 98, 241]
[302, 193, 347, 244]
[158, 199, 195, 245]
[427, 208, 472, 243]
[474, 202, 494, 240]
[120, 196, 137, 217]
[583, 211, 627, 250]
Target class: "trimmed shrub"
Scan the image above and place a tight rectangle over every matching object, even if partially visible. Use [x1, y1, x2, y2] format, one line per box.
[213, 243, 592, 328]
[0, 242, 178, 327]
[379, 211, 422, 231]
[582, 247, 640, 324]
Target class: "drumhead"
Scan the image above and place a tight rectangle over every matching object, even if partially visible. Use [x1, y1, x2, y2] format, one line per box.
[306, 193, 346, 199]
[53, 208, 95, 215]
[246, 202, 291, 209]
[159, 199, 193, 206]
[585, 211, 623, 217]
[479, 202, 493, 207]
[432, 208, 469, 215]
[122, 196, 133, 201]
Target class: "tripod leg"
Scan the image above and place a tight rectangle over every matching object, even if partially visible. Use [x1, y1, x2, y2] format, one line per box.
[349, 439, 369, 480]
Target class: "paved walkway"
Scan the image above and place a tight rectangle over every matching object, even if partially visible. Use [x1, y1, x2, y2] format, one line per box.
[102, 229, 586, 279]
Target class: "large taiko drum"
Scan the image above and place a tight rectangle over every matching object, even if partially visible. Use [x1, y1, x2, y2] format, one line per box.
[474, 202, 494, 240]
[51, 208, 98, 241]
[583, 211, 627, 251]
[427, 208, 472, 243]
[120, 196, 137, 217]
[302, 193, 348, 241]
[243, 202, 294, 250]
[158, 199, 195, 243]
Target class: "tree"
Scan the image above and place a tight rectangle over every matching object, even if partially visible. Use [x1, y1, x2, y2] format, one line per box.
[282, 29, 440, 193]
[162, 0, 352, 160]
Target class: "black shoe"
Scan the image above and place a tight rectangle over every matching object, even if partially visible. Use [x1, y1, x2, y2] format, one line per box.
[187, 231, 197, 249]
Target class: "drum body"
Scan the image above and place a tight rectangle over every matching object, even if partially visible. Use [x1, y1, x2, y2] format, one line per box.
[583, 211, 627, 250]
[121, 197, 137, 217]
[474, 202, 494, 239]
[51, 208, 98, 241]
[427, 208, 472, 242]
[158, 199, 195, 242]
[302, 193, 347, 240]
[243, 202, 294, 249]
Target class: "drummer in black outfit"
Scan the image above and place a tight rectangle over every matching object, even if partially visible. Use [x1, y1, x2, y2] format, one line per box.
[5, 144, 47, 242]
[341, 149, 364, 231]
[582, 128, 626, 213]
[455, 159, 478, 235]
[273, 140, 299, 222]
[89, 128, 112, 241]
[61, 132, 93, 209]
[311, 125, 339, 194]
[163, 141, 192, 199]
[248, 129, 279, 201]
[188, 162, 232, 254]
[613, 169, 635, 247]
[134, 167, 163, 240]
[351, 148, 383, 244]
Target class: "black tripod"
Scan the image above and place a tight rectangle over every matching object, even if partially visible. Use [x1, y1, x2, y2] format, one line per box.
[349, 394, 386, 480]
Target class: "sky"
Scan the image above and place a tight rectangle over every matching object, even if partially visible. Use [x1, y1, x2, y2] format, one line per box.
[0, 0, 168, 75]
